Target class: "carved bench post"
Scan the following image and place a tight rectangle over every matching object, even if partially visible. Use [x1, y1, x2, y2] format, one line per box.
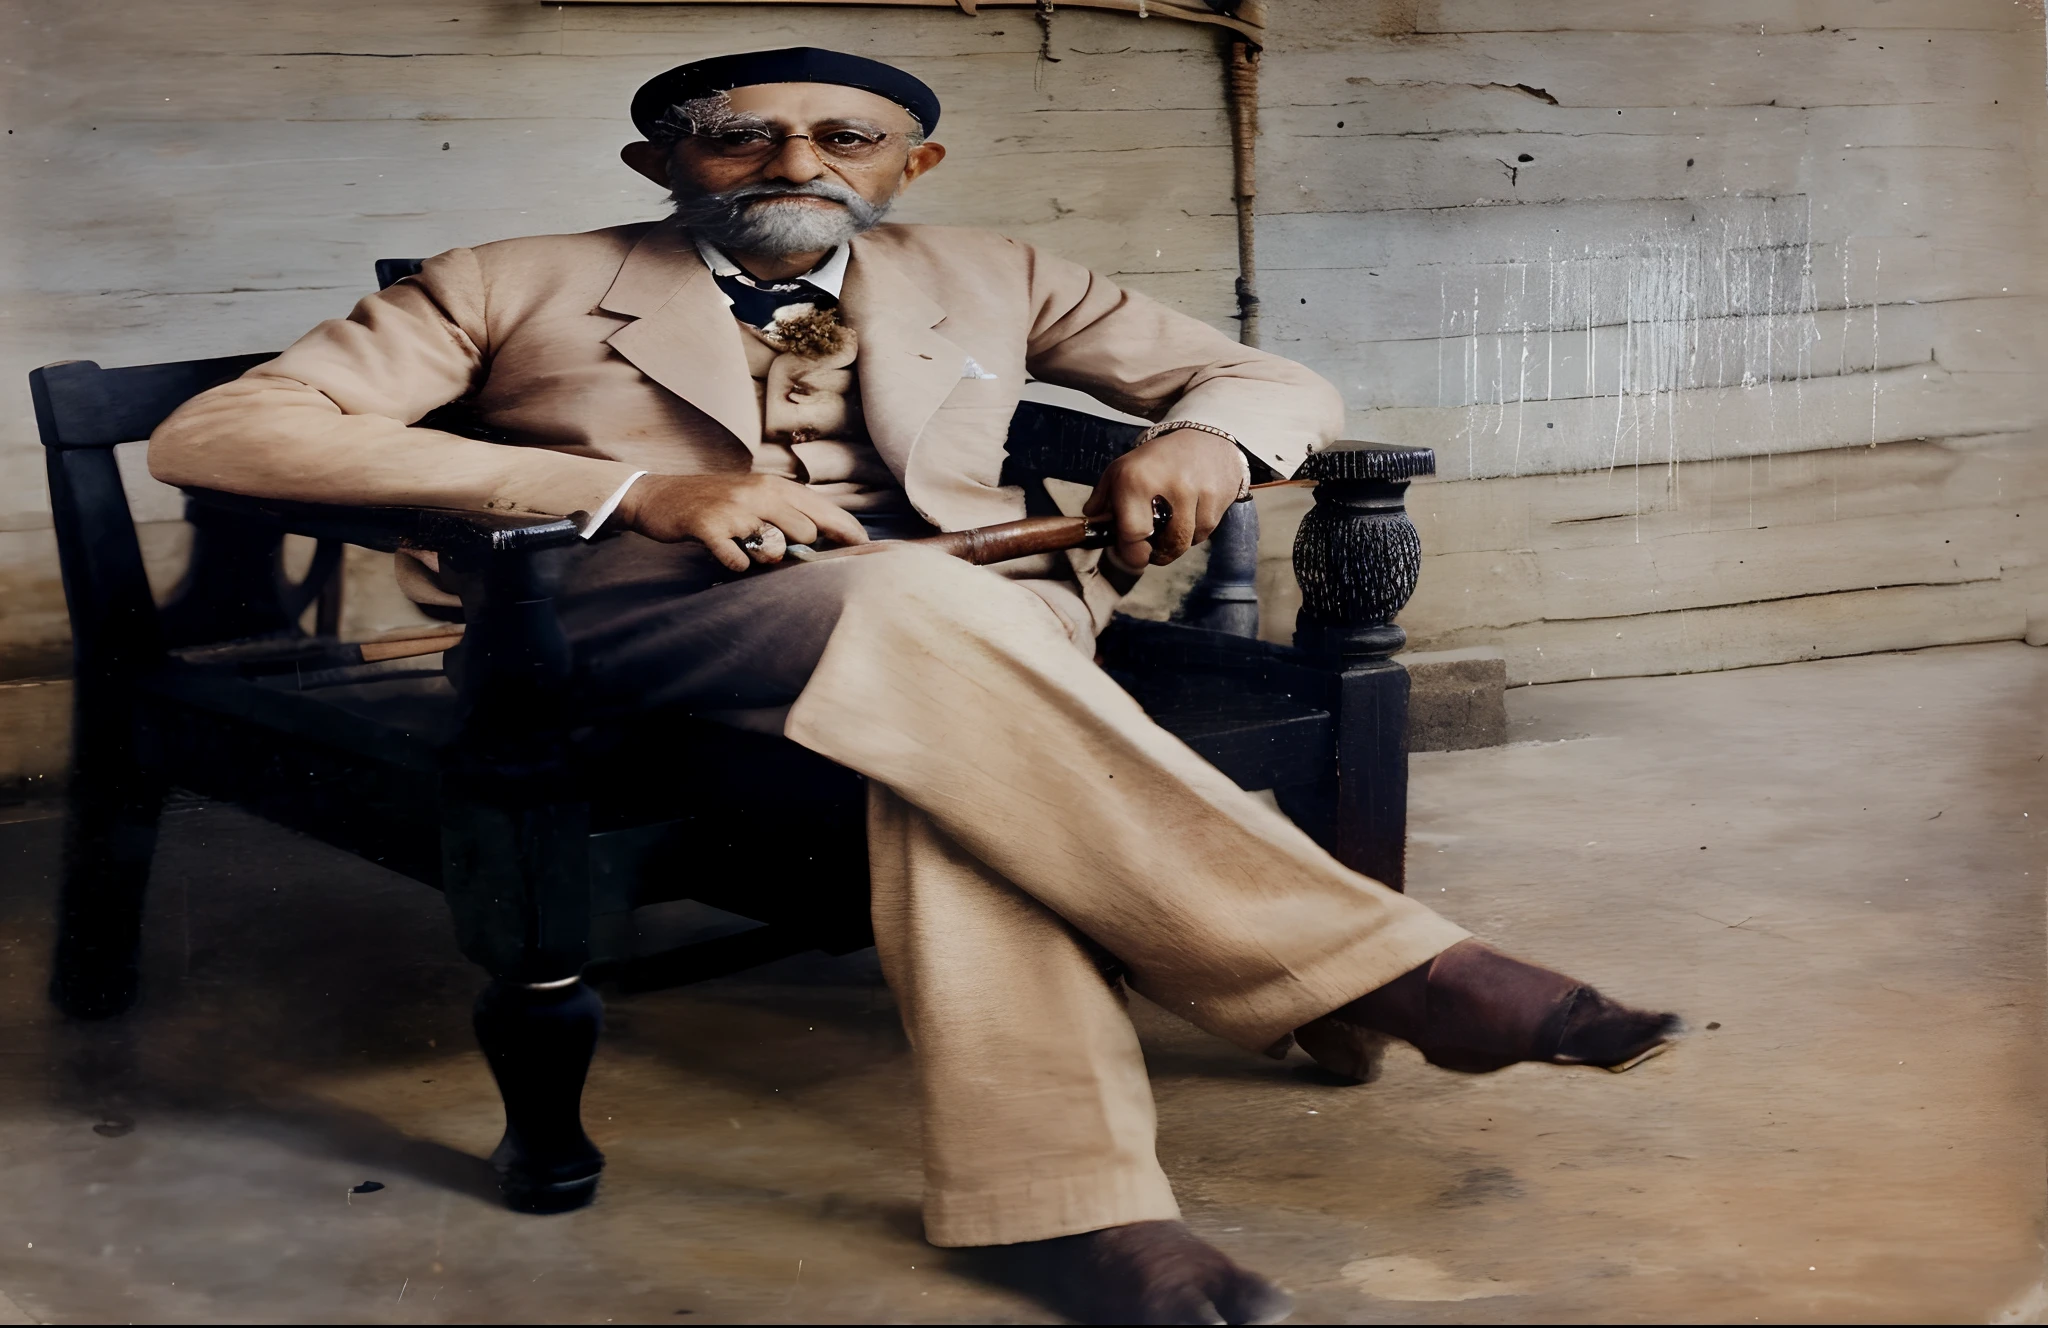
[1178, 498, 1261, 638]
[440, 529, 605, 1214]
[1277, 442, 1435, 891]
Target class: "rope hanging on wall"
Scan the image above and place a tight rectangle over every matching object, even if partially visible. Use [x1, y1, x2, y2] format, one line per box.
[1224, 37, 1260, 348]
[1034, 0, 1061, 87]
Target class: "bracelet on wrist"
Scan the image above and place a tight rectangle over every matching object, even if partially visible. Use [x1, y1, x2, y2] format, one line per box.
[1135, 421, 1254, 501]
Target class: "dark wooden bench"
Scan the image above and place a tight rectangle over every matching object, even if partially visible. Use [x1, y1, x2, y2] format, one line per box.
[30, 286, 1433, 1215]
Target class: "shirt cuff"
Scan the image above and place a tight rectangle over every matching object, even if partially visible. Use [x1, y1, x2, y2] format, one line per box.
[578, 470, 647, 539]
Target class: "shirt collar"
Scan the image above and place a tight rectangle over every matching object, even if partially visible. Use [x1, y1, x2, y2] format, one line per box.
[693, 237, 849, 301]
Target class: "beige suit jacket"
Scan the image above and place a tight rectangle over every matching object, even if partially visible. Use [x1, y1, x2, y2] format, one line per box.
[150, 221, 1344, 620]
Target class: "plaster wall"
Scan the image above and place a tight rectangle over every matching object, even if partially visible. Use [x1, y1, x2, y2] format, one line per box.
[2, 0, 2043, 687]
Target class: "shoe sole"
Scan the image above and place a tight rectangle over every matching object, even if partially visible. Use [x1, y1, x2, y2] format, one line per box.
[1600, 1038, 1676, 1073]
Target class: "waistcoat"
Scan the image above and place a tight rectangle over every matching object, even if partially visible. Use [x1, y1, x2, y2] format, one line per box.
[738, 320, 911, 518]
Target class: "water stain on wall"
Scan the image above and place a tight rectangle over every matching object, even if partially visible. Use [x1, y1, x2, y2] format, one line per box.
[1431, 196, 1891, 486]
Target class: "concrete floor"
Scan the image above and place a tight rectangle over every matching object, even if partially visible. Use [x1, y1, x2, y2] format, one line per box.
[0, 641, 2043, 1324]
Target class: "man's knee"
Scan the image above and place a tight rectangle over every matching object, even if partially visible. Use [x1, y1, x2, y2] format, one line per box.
[823, 546, 1071, 640]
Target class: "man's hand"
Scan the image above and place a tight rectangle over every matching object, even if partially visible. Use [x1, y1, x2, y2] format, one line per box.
[615, 472, 869, 572]
[1082, 427, 1246, 568]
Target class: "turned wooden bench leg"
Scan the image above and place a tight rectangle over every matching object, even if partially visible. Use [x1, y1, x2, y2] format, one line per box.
[473, 977, 604, 1213]
[443, 785, 606, 1214]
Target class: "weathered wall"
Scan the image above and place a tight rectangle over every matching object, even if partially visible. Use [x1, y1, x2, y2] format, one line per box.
[3, 0, 2044, 687]
[1251, 0, 2048, 680]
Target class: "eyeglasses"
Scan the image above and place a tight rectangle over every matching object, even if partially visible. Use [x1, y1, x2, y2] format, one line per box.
[686, 126, 896, 165]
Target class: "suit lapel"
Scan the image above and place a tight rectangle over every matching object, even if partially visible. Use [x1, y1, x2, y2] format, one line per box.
[840, 237, 965, 485]
[599, 224, 761, 453]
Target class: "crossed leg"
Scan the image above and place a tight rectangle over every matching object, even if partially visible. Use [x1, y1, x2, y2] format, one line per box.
[557, 536, 1675, 1323]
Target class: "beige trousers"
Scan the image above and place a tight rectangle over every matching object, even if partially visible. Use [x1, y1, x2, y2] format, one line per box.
[557, 537, 1469, 1247]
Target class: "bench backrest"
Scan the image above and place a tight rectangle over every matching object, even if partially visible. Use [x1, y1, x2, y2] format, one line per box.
[31, 353, 286, 681]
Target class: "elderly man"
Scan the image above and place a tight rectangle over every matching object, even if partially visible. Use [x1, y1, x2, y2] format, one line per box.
[151, 48, 1678, 1325]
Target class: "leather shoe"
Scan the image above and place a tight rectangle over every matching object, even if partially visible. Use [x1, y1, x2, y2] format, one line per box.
[1312, 939, 1682, 1075]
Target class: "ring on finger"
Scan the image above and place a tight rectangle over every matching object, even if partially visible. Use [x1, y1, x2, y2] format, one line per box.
[738, 522, 787, 564]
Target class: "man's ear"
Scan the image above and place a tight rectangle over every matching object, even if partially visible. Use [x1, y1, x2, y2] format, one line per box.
[900, 141, 947, 189]
[620, 140, 673, 188]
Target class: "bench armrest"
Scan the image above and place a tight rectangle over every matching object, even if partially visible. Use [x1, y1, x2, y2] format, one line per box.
[182, 488, 582, 735]
[180, 487, 588, 558]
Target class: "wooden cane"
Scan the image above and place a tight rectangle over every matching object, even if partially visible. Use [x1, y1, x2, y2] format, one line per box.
[758, 482, 1310, 569]
[778, 512, 1117, 566]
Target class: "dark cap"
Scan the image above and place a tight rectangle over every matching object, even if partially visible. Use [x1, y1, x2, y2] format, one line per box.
[631, 47, 941, 138]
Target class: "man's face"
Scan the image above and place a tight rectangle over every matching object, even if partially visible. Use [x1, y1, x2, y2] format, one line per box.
[623, 82, 945, 256]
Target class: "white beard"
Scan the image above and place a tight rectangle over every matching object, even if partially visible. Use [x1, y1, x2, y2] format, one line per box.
[672, 179, 891, 256]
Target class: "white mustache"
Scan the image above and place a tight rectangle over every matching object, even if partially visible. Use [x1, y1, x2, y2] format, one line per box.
[733, 181, 867, 209]
[671, 179, 891, 256]
[674, 179, 874, 220]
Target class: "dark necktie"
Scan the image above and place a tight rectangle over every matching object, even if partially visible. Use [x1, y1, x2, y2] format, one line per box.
[713, 269, 837, 330]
